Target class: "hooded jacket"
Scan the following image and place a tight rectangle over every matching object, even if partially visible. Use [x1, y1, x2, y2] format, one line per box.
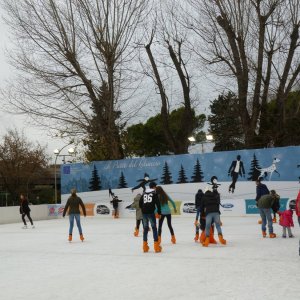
[278, 209, 294, 227]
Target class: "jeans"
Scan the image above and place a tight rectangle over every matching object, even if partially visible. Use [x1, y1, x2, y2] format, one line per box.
[69, 214, 83, 235]
[205, 212, 222, 237]
[142, 214, 158, 242]
[259, 208, 273, 234]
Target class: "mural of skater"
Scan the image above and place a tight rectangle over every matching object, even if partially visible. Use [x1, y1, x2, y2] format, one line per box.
[227, 155, 245, 193]
[131, 173, 157, 193]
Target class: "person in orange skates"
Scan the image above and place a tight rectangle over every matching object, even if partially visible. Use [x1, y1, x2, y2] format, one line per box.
[200, 184, 226, 247]
[63, 188, 86, 242]
[139, 182, 162, 253]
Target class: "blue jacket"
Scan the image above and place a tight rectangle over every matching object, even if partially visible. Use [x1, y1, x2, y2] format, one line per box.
[156, 194, 176, 215]
[256, 183, 269, 202]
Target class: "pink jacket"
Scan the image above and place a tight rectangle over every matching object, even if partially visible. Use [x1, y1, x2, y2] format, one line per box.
[296, 191, 300, 217]
[278, 209, 294, 227]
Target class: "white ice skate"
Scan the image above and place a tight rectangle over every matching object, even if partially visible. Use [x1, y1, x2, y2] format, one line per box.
[31, 225, 35, 229]
[22, 225, 28, 229]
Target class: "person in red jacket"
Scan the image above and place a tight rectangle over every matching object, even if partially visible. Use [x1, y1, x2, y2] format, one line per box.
[278, 203, 294, 238]
[296, 190, 300, 227]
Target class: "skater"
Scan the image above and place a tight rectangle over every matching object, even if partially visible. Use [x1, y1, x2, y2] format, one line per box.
[131, 173, 158, 193]
[278, 203, 294, 238]
[20, 194, 34, 229]
[139, 182, 161, 253]
[296, 190, 300, 226]
[130, 193, 143, 236]
[255, 179, 270, 224]
[110, 195, 122, 218]
[257, 192, 278, 238]
[194, 189, 204, 242]
[63, 188, 86, 242]
[200, 185, 226, 247]
[155, 186, 177, 245]
[228, 155, 245, 193]
[270, 190, 280, 223]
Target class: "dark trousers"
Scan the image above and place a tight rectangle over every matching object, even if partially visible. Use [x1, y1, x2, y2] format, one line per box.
[158, 214, 174, 236]
[229, 172, 239, 191]
[136, 219, 143, 229]
[22, 212, 33, 225]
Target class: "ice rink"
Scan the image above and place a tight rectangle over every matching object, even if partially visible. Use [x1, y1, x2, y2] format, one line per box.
[0, 216, 299, 300]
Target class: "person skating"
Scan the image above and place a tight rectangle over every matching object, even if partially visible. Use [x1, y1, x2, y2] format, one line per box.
[194, 189, 204, 242]
[255, 179, 270, 224]
[278, 203, 294, 238]
[130, 193, 143, 236]
[200, 185, 226, 247]
[110, 195, 122, 218]
[139, 182, 161, 253]
[155, 186, 177, 245]
[257, 192, 278, 238]
[63, 188, 86, 242]
[270, 190, 280, 223]
[296, 190, 300, 227]
[20, 194, 34, 229]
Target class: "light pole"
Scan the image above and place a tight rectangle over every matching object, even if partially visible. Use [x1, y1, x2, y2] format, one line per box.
[54, 146, 75, 204]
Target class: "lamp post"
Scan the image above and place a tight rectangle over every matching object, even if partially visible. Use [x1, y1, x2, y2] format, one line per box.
[54, 146, 75, 204]
[188, 134, 214, 153]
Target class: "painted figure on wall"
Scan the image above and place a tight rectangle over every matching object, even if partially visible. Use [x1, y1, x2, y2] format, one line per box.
[228, 155, 245, 193]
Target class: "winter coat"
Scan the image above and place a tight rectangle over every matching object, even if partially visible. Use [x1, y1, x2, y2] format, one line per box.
[20, 199, 31, 214]
[195, 190, 204, 209]
[200, 190, 220, 216]
[256, 183, 270, 202]
[131, 194, 143, 220]
[296, 191, 300, 217]
[63, 196, 86, 216]
[110, 196, 122, 209]
[278, 209, 294, 227]
[257, 194, 275, 209]
[139, 188, 161, 215]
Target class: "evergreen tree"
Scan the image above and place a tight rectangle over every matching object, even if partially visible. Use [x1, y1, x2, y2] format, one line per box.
[190, 158, 204, 182]
[89, 165, 101, 191]
[247, 153, 261, 181]
[160, 162, 173, 184]
[208, 92, 245, 151]
[177, 164, 188, 184]
[118, 172, 128, 188]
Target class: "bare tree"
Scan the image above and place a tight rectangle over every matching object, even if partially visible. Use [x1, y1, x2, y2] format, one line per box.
[184, 0, 300, 147]
[1, 0, 147, 160]
[141, 3, 202, 154]
[0, 129, 49, 205]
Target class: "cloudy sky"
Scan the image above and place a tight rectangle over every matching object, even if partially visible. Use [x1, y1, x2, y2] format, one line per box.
[0, 8, 75, 162]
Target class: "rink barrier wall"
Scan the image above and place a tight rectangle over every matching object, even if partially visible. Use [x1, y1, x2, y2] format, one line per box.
[0, 197, 293, 224]
[0, 204, 61, 225]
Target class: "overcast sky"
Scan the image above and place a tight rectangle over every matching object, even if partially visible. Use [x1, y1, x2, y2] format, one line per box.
[0, 8, 74, 162]
[0, 4, 228, 163]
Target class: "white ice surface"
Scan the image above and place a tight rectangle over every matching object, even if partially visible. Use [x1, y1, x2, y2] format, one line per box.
[0, 216, 299, 300]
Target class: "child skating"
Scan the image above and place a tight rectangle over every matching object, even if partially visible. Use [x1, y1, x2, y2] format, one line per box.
[278, 203, 294, 238]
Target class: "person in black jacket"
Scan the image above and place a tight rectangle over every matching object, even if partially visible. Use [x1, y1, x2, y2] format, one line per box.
[228, 155, 245, 193]
[20, 194, 34, 229]
[110, 195, 122, 218]
[194, 189, 204, 242]
[139, 182, 161, 253]
[200, 186, 226, 247]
